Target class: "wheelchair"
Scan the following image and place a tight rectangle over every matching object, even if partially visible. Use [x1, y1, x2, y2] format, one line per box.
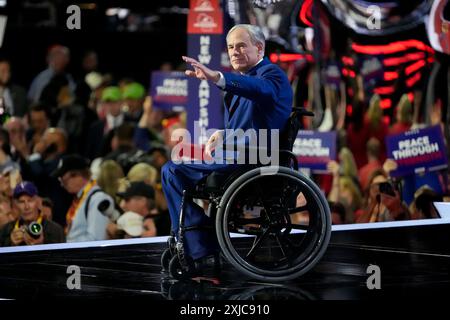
[161, 107, 332, 282]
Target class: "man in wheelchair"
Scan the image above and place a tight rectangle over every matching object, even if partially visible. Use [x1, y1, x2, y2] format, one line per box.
[161, 24, 293, 278]
[162, 25, 331, 282]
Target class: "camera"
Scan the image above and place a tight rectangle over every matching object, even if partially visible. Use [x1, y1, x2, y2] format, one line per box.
[26, 221, 43, 239]
[378, 181, 396, 197]
[98, 199, 120, 221]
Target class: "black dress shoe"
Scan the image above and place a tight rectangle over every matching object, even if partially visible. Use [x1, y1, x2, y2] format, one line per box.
[192, 253, 222, 277]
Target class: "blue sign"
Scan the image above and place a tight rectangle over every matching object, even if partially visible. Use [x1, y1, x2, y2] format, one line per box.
[187, 34, 224, 145]
[386, 125, 448, 177]
[293, 130, 337, 173]
[186, 0, 224, 145]
[150, 71, 188, 111]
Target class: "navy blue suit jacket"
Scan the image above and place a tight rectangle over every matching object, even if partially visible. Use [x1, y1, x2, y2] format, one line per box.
[221, 57, 292, 133]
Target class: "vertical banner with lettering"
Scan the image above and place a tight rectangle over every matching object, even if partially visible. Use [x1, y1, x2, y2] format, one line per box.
[187, 0, 224, 145]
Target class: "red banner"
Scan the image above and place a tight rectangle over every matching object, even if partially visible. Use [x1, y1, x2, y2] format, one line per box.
[188, 0, 223, 34]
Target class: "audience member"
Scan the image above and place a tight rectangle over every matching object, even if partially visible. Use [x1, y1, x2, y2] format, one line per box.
[26, 103, 51, 154]
[355, 170, 410, 223]
[389, 94, 413, 135]
[122, 82, 145, 122]
[28, 45, 75, 104]
[0, 128, 20, 173]
[96, 159, 124, 205]
[0, 181, 65, 246]
[0, 194, 15, 229]
[41, 197, 54, 221]
[0, 58, 27, 117]
[0, 166, 22, 198]
[127, 162, 169, 235]
[358, 137, 382, 191]
[329, 201, 346, 225]
[51, 154, 114, 242]
[410, 186, 443, 220]
[85, 86, 125, 159]
[4, 117, 29, 160]
[107, 181, 157, 239]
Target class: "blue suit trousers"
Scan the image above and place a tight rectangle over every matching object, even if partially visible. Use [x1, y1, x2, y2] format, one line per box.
[161, 161, 238, 260]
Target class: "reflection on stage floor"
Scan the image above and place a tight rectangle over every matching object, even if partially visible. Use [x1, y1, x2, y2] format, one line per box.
[0, 222, 449, 300]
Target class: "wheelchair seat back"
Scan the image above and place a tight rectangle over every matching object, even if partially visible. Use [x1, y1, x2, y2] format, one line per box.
[279, 107, 314, 167]
[192, 107, 314, 198]
[280, 107, 311, 151]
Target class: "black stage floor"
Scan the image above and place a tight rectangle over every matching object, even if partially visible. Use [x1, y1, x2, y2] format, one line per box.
[0, 223, 449, 301]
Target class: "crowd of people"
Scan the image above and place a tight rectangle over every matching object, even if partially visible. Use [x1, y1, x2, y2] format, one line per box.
[0, 41, 448, 248]
[306, 74, 449, 224]
[0, 45, 175, 246]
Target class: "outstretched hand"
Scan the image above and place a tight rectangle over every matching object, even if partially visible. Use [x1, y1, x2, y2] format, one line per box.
[182, 56, 220, 83]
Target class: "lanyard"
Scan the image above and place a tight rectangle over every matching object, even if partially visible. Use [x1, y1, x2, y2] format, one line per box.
[65, 180, 97, 233]
[15, 214, 43, 230]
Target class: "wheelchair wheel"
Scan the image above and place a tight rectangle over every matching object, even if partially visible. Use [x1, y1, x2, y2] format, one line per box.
[215, 166, 331, 282]
[161, 248, 172, 271]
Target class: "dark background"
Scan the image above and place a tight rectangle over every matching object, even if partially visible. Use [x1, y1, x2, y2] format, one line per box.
[0, 0, 190, 88]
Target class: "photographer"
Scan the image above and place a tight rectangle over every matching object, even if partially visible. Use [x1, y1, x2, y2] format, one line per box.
[52, 154, 114, 242]
[0, 58, 28, 118]
[355, 170, 410, 223]
[0, 181, 65, 246]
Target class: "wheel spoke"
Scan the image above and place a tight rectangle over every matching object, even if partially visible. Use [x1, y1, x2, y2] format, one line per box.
[275, 234, 294, 267]
[278, 232, 300, 266]
[288, 205, 309, 214]
[280, 233, 298, 252]
[280, 181, 301, 207]
[246, 228, 270, 258]
[289, 223, 309, 230]
[256, 185, 272, 221]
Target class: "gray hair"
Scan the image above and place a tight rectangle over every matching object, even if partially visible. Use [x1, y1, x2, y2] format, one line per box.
[226, 24, 265, 54]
